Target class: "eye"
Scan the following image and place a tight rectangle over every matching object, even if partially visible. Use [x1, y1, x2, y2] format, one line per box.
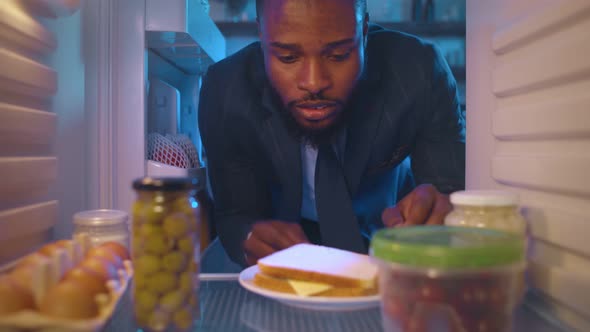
[277, 54, 299, 64]
[328, 52, 351, 62]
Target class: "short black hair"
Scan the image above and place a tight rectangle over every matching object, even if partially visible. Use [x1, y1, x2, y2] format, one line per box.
[255, 0, 367, 22]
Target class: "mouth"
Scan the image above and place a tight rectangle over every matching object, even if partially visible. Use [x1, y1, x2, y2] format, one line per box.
[295, 102, 338, 122]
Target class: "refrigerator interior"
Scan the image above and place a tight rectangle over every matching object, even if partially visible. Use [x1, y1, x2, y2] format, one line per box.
[0, 0, 225, 264]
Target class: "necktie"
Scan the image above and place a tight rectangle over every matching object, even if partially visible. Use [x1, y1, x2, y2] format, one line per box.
[315, 143, 365, 253]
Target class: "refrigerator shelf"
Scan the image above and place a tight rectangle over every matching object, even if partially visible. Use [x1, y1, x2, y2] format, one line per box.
[28, 0, 81, 18]
[0, 103, 56, 151]
[0, 48, 57, 98]
[0, 0, 57, 54]
[0, 157, 57, 203]
[0, 200, 57, 242]
[145, 0, 226, 75]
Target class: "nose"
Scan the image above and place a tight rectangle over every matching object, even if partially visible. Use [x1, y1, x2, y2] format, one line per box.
[297, 58, 332, 95]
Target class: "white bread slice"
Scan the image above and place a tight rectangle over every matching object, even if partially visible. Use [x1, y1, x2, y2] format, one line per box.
[253, 272, 378, 297]
[257, 244, 377, 289]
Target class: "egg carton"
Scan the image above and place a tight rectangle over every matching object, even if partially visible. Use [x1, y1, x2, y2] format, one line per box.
[0, 233, 133, 332]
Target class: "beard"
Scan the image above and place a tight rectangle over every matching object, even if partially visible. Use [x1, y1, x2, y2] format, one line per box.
[275, 92, 352, 148]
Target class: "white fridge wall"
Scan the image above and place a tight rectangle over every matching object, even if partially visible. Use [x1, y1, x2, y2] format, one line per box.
[43, 9, 87, 240]
[467, 0, 590, 329]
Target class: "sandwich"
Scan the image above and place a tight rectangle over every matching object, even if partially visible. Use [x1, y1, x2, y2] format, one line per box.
[253, 243, 378, 297]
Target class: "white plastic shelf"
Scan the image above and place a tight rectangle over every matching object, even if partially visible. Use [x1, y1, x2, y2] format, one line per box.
[0, 200, 57, 242]
[0, 0, 57, 54]
[0, 157, 57, 202]
[0, 48, 57, 98]
[0, 102, 56, 149]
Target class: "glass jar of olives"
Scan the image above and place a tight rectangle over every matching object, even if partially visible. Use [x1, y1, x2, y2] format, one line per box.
[131, 177, 200, 332]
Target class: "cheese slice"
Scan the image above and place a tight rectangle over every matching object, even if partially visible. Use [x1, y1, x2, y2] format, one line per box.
[287, 279, 333, 296]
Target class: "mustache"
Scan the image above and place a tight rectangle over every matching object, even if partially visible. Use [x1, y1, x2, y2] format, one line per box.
[287, 93, 344, 108]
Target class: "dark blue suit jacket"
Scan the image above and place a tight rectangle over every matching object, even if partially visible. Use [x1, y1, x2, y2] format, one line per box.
[198, 26, 466, 266]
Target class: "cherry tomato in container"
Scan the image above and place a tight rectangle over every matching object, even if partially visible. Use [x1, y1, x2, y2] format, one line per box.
[370, 226, 526, 332]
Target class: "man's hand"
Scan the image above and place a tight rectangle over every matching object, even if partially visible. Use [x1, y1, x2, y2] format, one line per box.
[243, 220, 309, 266]
[382, 184, 452, 227]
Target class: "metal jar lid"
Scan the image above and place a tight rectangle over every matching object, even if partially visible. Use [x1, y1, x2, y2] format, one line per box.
[450, 190, 519, 207]
[132, 177, 198, 191]
[73, 209, 128, 227]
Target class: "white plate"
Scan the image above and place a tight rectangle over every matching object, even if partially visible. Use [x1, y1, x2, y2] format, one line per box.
[238, 265, 380, 311]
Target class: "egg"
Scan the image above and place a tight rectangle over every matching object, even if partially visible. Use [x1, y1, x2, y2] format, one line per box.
[38, 239, 70, 257]
[62, 266, 108, 296]
[0, 275, 35, 315]
[39, 279, 99, 319]
[86, 246, 123, 269]
[98, 241, 130, 261]
[9, 265, 34, 293]
[16, 252, 46, 268]
[79, 256, 118, 282]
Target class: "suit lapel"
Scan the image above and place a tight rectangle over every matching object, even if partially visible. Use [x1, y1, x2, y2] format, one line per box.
[260, 85, 303, 222]
[343, 75, 386, 196]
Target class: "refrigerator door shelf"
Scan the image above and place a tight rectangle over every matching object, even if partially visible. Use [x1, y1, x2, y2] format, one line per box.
[0, 200, 57, 248]
[145, 0, 225, 75]
[146, 160, 189, 178]
[0, 157, 57, 203]
[23, 0, 81, 18]
[0, 104, 56, 152]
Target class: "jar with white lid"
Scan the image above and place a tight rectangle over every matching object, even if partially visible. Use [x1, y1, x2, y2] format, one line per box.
[444, 190, 526, 236]
[73, 209, 130, 248]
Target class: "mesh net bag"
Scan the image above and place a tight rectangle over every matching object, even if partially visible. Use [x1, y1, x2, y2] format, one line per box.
[147, 132, 191, 169]
[166, 134, 200, 168]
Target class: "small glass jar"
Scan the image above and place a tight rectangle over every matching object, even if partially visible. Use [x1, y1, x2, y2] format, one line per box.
[445, 190, 526, 236]
[73, 209, 129, 248]
[131, 177, 200, 332]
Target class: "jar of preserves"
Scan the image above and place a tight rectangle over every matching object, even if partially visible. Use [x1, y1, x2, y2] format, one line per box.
[73, 209, 129, 248]
[131, 177, 200, 332]
[445, 190, 527, 236]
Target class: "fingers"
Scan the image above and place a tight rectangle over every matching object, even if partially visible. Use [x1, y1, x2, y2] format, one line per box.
[403, 184, 436, 226]
[283, 222, 310, 244]
[243, 220, 310, 265]
[253, 221, 299, 250]
[382, 206, 404, 228]
[243, 237, 274, 266]
[383, 184, 450, 227]
[424, 194, 452, 225]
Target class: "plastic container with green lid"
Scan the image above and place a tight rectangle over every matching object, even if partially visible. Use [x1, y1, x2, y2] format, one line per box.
[370, 226, 526, 332]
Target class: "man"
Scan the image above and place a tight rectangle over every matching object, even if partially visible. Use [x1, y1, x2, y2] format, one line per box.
[199, 0, 465, 267]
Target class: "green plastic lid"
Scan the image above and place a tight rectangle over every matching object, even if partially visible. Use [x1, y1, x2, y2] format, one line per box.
[370, 226, 525, 269]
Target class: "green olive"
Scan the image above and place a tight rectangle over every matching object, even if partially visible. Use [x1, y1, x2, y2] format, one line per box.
[173, 197, 194, 217]
[134, 202, 168, 225]
[177, 235, 195, 255]
[160, 290, 186, 313]
[134, 308, 151, 327]
[142, 230, 174, 255]
[134, 254, 162, 275]
[147, 272, 177, 295]
[135, 288, 159, 312]
[179, 271, 193, 293]
[148, 310, 171, 331]
[161, 251, 188, 273]
[163, 213, 191, 239]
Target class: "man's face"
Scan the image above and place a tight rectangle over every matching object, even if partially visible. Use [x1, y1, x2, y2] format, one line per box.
[259, 0, 367, 138]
